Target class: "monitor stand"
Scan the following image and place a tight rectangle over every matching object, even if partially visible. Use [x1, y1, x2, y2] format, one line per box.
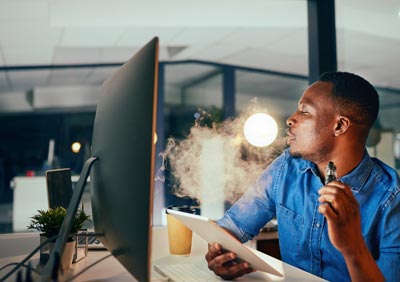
[40, 156, 99, 282]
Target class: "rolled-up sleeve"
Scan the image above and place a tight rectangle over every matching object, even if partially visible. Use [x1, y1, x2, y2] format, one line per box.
[217, 212, 253, 243]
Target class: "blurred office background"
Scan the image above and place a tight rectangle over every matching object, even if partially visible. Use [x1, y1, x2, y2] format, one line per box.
[0, 0, 399, 233]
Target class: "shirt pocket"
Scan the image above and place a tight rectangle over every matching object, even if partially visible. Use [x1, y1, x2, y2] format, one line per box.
[277, 204, 304, 254]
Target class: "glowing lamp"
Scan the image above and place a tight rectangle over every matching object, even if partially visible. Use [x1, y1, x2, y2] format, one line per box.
[71, 142, 82, 154]
[243, 113, 278, 147]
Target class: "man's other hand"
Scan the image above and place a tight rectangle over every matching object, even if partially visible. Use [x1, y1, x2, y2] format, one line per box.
[205, 242, 254, 280]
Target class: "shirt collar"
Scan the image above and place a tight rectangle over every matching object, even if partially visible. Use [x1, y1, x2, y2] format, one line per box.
[295, 150, 373, 193]
[340, 150, 373, 193]
[297, 156, 320, 178]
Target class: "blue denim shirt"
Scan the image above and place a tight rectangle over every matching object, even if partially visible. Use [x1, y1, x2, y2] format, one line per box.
[218, 149, 400, 282]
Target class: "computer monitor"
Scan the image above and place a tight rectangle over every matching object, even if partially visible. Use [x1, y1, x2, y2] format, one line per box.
[90, 37, 159, 281]
[39, 37, 159, 282]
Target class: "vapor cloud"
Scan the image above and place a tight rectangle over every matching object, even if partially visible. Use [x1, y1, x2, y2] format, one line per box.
[160, 100, 287, 205]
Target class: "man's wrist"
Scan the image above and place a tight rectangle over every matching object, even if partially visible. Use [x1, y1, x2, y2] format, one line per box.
[340, 241, 384, 282]
[342, 244, 369, 262]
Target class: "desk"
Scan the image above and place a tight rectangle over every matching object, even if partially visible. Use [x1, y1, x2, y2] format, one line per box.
[0, 228, 208, 282]
[0, 249, 134, 282]
[0, 228, 325, 282]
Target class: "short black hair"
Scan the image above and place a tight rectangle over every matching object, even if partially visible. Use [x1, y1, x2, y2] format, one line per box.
[319, 71, 379, 129]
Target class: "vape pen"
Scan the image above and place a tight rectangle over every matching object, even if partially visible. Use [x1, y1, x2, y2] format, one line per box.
[325, 161, 337, 185]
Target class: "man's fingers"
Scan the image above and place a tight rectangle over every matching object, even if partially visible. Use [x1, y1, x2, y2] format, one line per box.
[318, 194, 336, 203]
[234, 264, 255, 277]
[318, 185, 345, 197]
[318, 202, 337, 219]
[218, 261, 254, 280]
[319, 182, 359, 212]
[209, 243, 221, 253]
[322, 181, 355, 199]
[221, 262, 254, 280]
[210, 252, 236, 268]
[205, 243, 222, 261]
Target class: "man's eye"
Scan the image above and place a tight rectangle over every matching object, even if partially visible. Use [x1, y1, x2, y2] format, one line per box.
[298, 110, 308, 114]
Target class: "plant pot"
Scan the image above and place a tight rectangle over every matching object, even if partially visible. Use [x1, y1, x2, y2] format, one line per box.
[39, 234, 51, 265]
[61, 241, 75, 271]
[39, 234, 76, 271]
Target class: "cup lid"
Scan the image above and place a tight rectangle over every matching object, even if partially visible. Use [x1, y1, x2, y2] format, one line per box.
[167, 205, 195, 214]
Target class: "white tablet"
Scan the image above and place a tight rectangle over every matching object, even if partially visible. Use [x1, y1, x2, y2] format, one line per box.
[166, 209, 283, 277]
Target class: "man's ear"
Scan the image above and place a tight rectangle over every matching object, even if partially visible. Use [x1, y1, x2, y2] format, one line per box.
[334, 116, 350, 136]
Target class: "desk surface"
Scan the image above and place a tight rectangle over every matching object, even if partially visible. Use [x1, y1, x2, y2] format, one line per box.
[0, 228, 325, 282]
[0, 228, 207, 282]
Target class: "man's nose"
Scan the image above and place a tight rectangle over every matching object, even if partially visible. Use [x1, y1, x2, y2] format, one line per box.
[286, 113, 295, 127]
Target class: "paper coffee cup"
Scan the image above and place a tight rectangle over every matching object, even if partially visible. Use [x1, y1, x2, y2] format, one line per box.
[166, 208, 193, 256]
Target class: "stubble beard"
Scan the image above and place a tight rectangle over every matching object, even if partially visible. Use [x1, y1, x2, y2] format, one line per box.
[289, 147, 302, 159]
[288, 144, 331, 164]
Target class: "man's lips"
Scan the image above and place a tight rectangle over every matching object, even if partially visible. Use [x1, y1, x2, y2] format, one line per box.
[286, 129, 295, 143]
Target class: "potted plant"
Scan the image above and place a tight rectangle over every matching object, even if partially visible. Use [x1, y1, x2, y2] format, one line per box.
[27, 206, 90, 269]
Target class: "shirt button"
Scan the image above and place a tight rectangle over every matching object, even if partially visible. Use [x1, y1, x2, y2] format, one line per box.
[315, 223, 321, 228]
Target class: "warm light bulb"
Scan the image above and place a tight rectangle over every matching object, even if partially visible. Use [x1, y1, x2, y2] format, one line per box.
[71, 142, 82, 153]
[154, 132, 158, 144]
[243, 113, 278, 147]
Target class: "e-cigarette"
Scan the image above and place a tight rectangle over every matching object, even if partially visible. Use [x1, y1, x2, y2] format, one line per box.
[325, 161, 337, 185]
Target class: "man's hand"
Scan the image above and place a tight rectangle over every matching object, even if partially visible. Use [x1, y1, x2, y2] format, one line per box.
[317, 180, 363, 254]
[205, 243, 254, 280]
[318, 180, 384, 282]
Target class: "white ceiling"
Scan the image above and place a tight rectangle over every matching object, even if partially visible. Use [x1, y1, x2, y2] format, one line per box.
[0, 0, 399, 114]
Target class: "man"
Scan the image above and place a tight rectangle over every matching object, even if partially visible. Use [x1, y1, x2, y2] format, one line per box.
[205, 72, 400, 282]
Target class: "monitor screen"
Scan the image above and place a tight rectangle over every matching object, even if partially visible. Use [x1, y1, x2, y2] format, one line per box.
[90, 37, 159, 281]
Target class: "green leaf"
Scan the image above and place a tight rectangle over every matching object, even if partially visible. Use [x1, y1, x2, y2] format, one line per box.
[27, 207, 91, 239]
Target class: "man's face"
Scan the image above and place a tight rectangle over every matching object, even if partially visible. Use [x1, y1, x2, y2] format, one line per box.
[286, 81, 338, 163]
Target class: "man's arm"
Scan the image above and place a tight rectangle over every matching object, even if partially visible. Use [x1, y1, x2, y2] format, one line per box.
[318, 181, 385, 282]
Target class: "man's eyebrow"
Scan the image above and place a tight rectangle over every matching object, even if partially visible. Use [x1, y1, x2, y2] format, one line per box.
[299, 98, 315, 108]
